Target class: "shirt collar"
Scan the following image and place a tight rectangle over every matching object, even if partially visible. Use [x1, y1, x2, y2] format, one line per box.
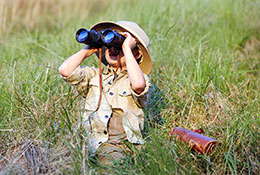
[102, 66, 127, 76]
[102, 66, 111, 75]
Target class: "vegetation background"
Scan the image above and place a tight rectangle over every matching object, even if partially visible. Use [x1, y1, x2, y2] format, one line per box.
[0, 0, 259, 174]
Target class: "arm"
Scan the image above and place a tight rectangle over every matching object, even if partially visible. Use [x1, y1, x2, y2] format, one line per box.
[59, 45, 98, 77]
[121, 32, 146, 94]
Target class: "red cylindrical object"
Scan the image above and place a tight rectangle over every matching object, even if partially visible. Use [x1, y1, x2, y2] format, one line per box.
[169, 127, 218, 154]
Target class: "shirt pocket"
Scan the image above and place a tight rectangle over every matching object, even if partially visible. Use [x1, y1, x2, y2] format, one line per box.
[115, 88, 133, 109]
[118, 88, 132, 97]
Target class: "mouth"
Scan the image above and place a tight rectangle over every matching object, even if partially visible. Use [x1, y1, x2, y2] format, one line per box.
[108, 47, 120, 58]
[109, 53, 118, 58]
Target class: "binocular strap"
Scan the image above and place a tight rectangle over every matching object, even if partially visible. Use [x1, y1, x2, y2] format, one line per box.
[95, 49, 121, 112]
[94, 48, 103, 112]
[116, 54, 121, 72]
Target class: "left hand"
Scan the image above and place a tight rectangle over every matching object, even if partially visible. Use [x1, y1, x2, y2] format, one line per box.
[120, 32, 137, 51]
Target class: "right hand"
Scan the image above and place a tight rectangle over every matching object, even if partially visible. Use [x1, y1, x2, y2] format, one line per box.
[83, 45, 99, 57]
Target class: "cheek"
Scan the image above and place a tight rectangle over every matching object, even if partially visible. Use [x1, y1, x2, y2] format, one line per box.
[105, 49, 110, 59]
[105, 49, 109, 56]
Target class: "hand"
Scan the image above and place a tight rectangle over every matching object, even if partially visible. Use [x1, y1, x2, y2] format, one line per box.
[83, 45, 99, 57]
[120, 32, 137, 51]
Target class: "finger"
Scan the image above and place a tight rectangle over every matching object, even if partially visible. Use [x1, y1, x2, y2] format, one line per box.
[119, 32, 130, 37]
[119, 31, 128, 35]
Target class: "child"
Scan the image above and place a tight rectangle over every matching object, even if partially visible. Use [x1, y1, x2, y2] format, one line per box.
[59, 21, 152, 165]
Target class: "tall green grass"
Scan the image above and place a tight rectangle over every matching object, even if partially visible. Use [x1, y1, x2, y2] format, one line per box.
[0, 0, 260, 174]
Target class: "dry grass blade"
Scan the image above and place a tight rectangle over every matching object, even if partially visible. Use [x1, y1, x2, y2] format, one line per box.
[0, 140, 49, 174]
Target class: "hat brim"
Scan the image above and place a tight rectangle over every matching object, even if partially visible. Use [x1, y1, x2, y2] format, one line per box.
[90, 21, 152, 75]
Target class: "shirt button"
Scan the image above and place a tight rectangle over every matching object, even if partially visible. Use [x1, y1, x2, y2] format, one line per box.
[104, 130, 107, 134]
[122, 91, 127, 95]
[98, 141, 102, 144]
[104, 115, 109, 119]
[108, 80, 112, 85]
[109, 92, 113, 96]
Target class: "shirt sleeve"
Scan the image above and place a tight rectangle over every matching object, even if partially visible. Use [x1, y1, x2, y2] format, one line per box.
[61, 66, 98, 94]
[129, 74, 151, 108]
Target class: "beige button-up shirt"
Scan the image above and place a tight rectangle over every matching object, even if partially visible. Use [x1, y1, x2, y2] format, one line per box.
[62, 66, 150, 154]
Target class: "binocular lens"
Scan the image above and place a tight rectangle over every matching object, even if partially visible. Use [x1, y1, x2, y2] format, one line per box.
[102, 31, 115, 44]
[77, 30, 88, 43]
[75, 28, 124, 47]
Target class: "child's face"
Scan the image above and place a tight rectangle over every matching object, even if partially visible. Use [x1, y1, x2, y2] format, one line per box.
[105, 46, 141, 69]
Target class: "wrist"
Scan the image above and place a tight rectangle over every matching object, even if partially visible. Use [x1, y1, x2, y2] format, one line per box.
[122, 45, 132, 54]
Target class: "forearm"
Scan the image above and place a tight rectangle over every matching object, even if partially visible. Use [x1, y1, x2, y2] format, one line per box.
[123, 47, 145, 94]
[59, 46, 93, 77]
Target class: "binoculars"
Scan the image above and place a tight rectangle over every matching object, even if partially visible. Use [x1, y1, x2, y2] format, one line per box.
[75, 28, 125, 48]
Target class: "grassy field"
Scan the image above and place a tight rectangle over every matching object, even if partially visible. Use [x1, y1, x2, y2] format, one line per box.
[0, 0, 260, 174]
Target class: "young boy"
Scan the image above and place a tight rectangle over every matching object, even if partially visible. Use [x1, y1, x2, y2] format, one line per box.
[59, 21, 152, 165]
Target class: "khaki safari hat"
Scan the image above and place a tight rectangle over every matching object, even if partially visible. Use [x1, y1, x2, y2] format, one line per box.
[90, 21, 152, 75]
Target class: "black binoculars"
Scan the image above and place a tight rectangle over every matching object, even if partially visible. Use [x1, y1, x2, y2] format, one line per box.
[75, 28, 125, 48]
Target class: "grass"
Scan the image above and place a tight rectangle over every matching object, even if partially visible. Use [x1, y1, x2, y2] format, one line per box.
[0, 0, 260, 174]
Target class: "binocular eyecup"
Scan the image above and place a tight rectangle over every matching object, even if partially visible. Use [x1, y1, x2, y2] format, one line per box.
[75, 28, 125, 48]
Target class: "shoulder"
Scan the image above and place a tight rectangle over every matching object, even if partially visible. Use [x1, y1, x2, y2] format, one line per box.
[62, 66, 98, 85]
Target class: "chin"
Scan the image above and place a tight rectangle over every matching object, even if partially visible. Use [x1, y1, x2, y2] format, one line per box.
[108, 61, 118, 67]
[105, 58, 117, 66]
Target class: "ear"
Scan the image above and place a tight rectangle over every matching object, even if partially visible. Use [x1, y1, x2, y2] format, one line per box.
[135, 50, 142, 59]
[136, 51, 143, 64]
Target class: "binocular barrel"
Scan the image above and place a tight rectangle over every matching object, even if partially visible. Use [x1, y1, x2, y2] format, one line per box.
[75, 28, 102, 47]
[101, 29, 125, 47]
[75, 28, 125, 48]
